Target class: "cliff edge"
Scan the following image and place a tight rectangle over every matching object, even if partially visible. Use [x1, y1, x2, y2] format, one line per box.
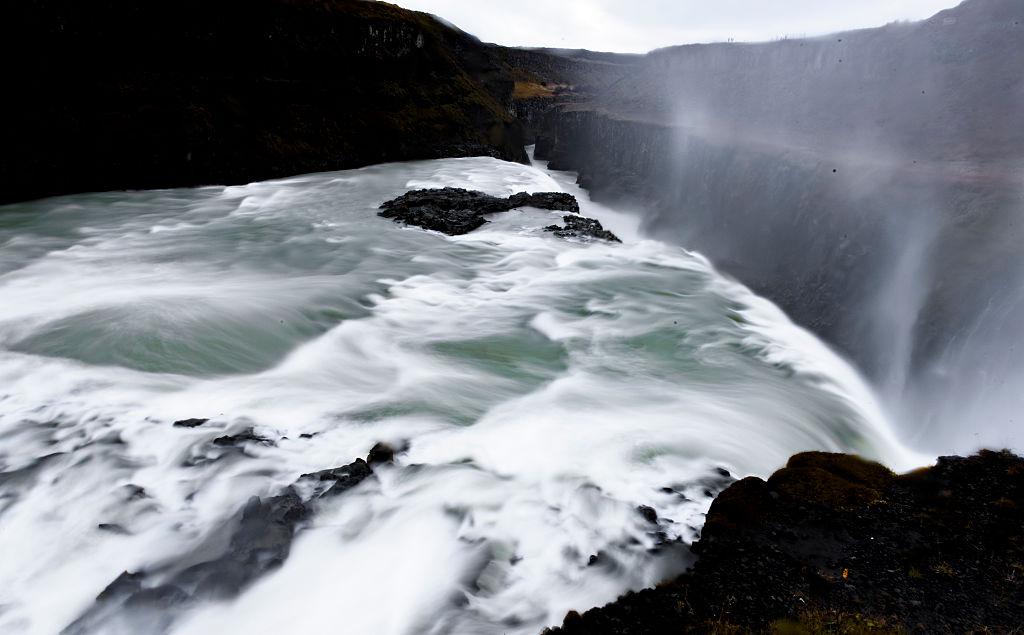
[547, 450, 1024, 633]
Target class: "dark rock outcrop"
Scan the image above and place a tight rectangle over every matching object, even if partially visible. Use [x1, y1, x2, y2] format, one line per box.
[509, 191, 580, 213]
[0, 0, 528, 205]
[548, 449, 1024, 634]
[301, 458, 374, 498]
[65, 445, 392, 633]
[367, 441, 403, 466]
[379, 188, 512, 235]
[211, 429, 275, 448]
[172, 418, 208, 429]
[378, 187, 582, 235]
[544, 215, 621, 242]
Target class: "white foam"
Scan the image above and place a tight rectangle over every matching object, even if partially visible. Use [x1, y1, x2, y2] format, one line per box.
[0, 155, 926, 635]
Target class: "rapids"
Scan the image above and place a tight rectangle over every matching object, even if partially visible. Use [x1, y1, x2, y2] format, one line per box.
[0, 154, 921, 634]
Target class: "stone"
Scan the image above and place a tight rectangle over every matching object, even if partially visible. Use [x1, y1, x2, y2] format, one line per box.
[547, 450, 1024, 634]
[544, 215, 621, 242]
[379, 188, 581, 235]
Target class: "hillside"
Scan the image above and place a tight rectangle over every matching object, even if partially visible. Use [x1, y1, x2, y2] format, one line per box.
[529, 0, 1024, 451]
[0, 0, 528, 204]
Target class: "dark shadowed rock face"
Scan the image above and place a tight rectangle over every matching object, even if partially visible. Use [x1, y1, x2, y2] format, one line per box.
[378, 187, 583, 235]
[0, 0, 528, 205]
[300, 458, 373, 498]
[547, 450, 1024, 634]
[544, 215, 621, 242]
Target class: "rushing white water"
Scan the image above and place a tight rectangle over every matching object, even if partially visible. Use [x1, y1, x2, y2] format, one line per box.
[0, 155, 922, 634]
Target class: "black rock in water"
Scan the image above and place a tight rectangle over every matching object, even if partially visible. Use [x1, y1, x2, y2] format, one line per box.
[301, 458, 374, 498]
[378, 187, 580, 235]
[67, 451, 381, 633]
[367, 441, 401, 466]
[96, 571, 144, 602]
[172, 418, 208, 428]
[1, 0, 530, 205]
[509, 191, 580, 213]
[547, 450, 1024, 634]
[544, 215, 621, 242]
[636, 505, 658, 524]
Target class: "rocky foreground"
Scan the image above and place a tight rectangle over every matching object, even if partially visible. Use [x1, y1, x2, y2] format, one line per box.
[378, 188, 620, 241]
[67, 415, 1022, 634]
[547, 450, 1024, 633]
[67, 433, 399, 633]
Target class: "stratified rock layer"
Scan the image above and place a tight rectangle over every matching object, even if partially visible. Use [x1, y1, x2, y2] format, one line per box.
[548, 450, 1024, 634]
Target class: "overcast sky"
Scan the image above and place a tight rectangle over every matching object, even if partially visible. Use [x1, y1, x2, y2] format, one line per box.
[387, 0, 960, 53]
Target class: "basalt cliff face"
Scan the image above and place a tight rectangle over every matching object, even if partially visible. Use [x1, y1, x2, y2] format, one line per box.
[525, 0, 1024, 450]
[0, 0, 528, 204]
[547, 450, 1024, 634]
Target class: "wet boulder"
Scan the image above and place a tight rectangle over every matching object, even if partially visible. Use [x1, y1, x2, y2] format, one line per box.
[69, 451, 383, 633]
[509, 191, 580, 213]
[544, 215, 621, 242]
[547, 450, 1024, 634]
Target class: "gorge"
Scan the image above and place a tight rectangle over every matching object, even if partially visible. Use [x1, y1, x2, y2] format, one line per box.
[0, 0, 1021, 633]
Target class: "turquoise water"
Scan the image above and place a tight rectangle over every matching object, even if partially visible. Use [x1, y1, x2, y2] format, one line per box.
[0, 156, 918, 634]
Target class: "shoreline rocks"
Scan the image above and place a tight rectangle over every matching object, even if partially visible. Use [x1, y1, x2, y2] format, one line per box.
[546, 449, 1024, 634]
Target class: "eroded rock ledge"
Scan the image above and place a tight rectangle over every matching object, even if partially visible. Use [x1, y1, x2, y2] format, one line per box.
[547, 450, 1024, 634]
[379, 187, 620, 242]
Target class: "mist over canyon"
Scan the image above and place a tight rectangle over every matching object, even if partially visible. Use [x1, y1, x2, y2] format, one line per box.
[525, 0, 1024, 454]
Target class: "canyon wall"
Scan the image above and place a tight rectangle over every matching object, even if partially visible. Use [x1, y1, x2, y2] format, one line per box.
[532, 0, 1024, 451]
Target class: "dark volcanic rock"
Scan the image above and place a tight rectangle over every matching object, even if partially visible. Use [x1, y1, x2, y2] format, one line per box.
[172, 418, 208, 428]
[211, 429, 274, 447]
[380, 188, 515, 217]
[301, 458, 374, 498]
[0, 0, 528, 205]
[367, 441, 401, 466]
[68, 451, 382, 633]
[544, 215, 621, 242]
[524, 1, 1024, 450]
[547, 450, 1024, 634]
[636, 505, 658, 524]
[508, 192, 580, 213]
[378, 187, 580, 235]
[379, 188, 506, 235]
